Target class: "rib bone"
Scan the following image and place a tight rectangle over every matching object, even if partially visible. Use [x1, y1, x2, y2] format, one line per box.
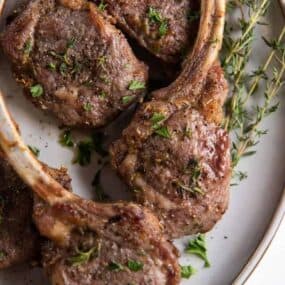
[0, 92, 180, 284]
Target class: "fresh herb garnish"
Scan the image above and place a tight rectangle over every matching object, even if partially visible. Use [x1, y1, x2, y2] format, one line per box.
[150, 112, 165, 129]
[47, 62, 57, 71]
[154, 126, 171, 138]
[127, 260, 144, 272]
[180, 264, 197, 279]
[107, 261, 124, 271]
[68, 246, 97, 267]
[59, 130, 74, 147]
[128, 80, 145, 91]
[28, 145, 40, 157]
[148, 7, 168, 37]
[122, 95, 135, 104]
[23, 39, 32, 55]
[185, 234, 210, 267]
[98, 0, 107, 12]
[30, 84, 44, 98]
[83, 102, 93, 112]
[74, 139, 94, 166]
[222, 1, 285, 181]
[99, 91, 107, 99]
[0, 251, 6, 260]
[92, 168, 109, 201]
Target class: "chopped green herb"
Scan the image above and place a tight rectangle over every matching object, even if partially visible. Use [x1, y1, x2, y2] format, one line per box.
[99, 91, 107, 99]
[159, 20, 168, 37]
[128, 80, 145, 91]
[60, 62, 68, 76]
[127, 260, 144, 272]
[68, 246, 97, 267]
[74, 139, 94, 166]
[83, 102, 93, 112]
[122, 95, 135, 104]
[154, 126, 171, 138]
[23, 39, 32, 55]
[148, 7, 168, 37]
[185, 234, 210, 267]
[30, 84, 44, 98]
[180, 265, 197, 279]
[97, 55, 107, 68]
[0, 251, 6, 260]
[92, 168, 109, 201]
[188, 10, 200, 22]
[148, 7, 162, 23]
[59, 130, 74, 147]
[47, 62, 57, 71]
[67, 37, 76, 49]
[108, 261, 124, 271]
[150, 112, 165, 129]
[28, 145, 40, 157]
[98, 1, 107, 12]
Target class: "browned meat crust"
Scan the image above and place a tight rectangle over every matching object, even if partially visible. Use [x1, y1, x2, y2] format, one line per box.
[1, 0, 148, 127]
[0, 151, 72, 269]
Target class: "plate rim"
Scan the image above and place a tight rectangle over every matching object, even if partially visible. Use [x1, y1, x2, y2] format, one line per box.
[0, 0, 284, 284]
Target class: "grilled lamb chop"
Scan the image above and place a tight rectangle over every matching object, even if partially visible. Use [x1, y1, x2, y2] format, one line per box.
[1, 0, 148, 128]
[110, 0, 231, 239]
[0, 151, 72, 269]
[95, 0, 200, 64]
[0, 93, 180, 284]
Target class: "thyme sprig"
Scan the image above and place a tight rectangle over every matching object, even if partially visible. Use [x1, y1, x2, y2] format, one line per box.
[222, 1, 285, 176]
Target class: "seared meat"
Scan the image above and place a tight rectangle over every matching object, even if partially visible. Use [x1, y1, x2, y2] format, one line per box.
[1, 0, 148, 127]
[110, 0, 231, 239]
[0, 94, 181, 285]
[0, 151, 71, 269]
[95, 0, 200, 63]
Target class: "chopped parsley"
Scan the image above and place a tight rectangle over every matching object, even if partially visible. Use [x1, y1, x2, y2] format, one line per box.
[0, 251, 6, 260]
[159, 20, 168, 37]
[150, 112, 165, 129]
[59, 62, 68, 76]
[28, 145, 40, 157]
[68, 246, 97, 267]
[83, 102, 93, 112]
[67, 37, 76, 49]
[155, 126, 171, 138]
[128, 80, 145, 91]
[108, 261, 124, 271]
[122, 95, 135, 104]
[98, 0, 107, 12]
[180, 265, 197, 279]
[23, 39, 32, 55]
[30, 84, 44, 98]
[148, 7, 168, 37]
[127, 260, 144, 272]
[99, 91, 107, 99]
[185, 234, 210, 267]
[47, 62, 57, 71]
[73, 139, 94, 166]
[92, 168, 109, 201]
[59, 130, 74, 147]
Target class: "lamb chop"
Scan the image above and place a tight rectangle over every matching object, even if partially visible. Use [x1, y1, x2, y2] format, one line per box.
[110, 0, 231, 239]
[0, 151, 72, 269]
[0, 0, 148, 128]
[94, 0, 200, 64]
[0, 93, 180, 284]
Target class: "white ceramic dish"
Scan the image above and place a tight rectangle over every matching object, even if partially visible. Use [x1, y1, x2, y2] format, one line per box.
[0, 1, 284, 284]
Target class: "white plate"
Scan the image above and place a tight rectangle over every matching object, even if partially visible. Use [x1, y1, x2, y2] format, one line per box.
[0, 1, 284, 284]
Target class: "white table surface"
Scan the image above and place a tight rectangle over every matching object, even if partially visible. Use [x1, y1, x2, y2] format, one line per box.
[245, 218, 285, 285]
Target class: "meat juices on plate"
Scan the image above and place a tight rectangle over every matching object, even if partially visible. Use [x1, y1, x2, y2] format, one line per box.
[110, 0, 231, 239]
[1, 0, 148, 128]
[0, 93, 181, 284]
[0, 151, 72, 268]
